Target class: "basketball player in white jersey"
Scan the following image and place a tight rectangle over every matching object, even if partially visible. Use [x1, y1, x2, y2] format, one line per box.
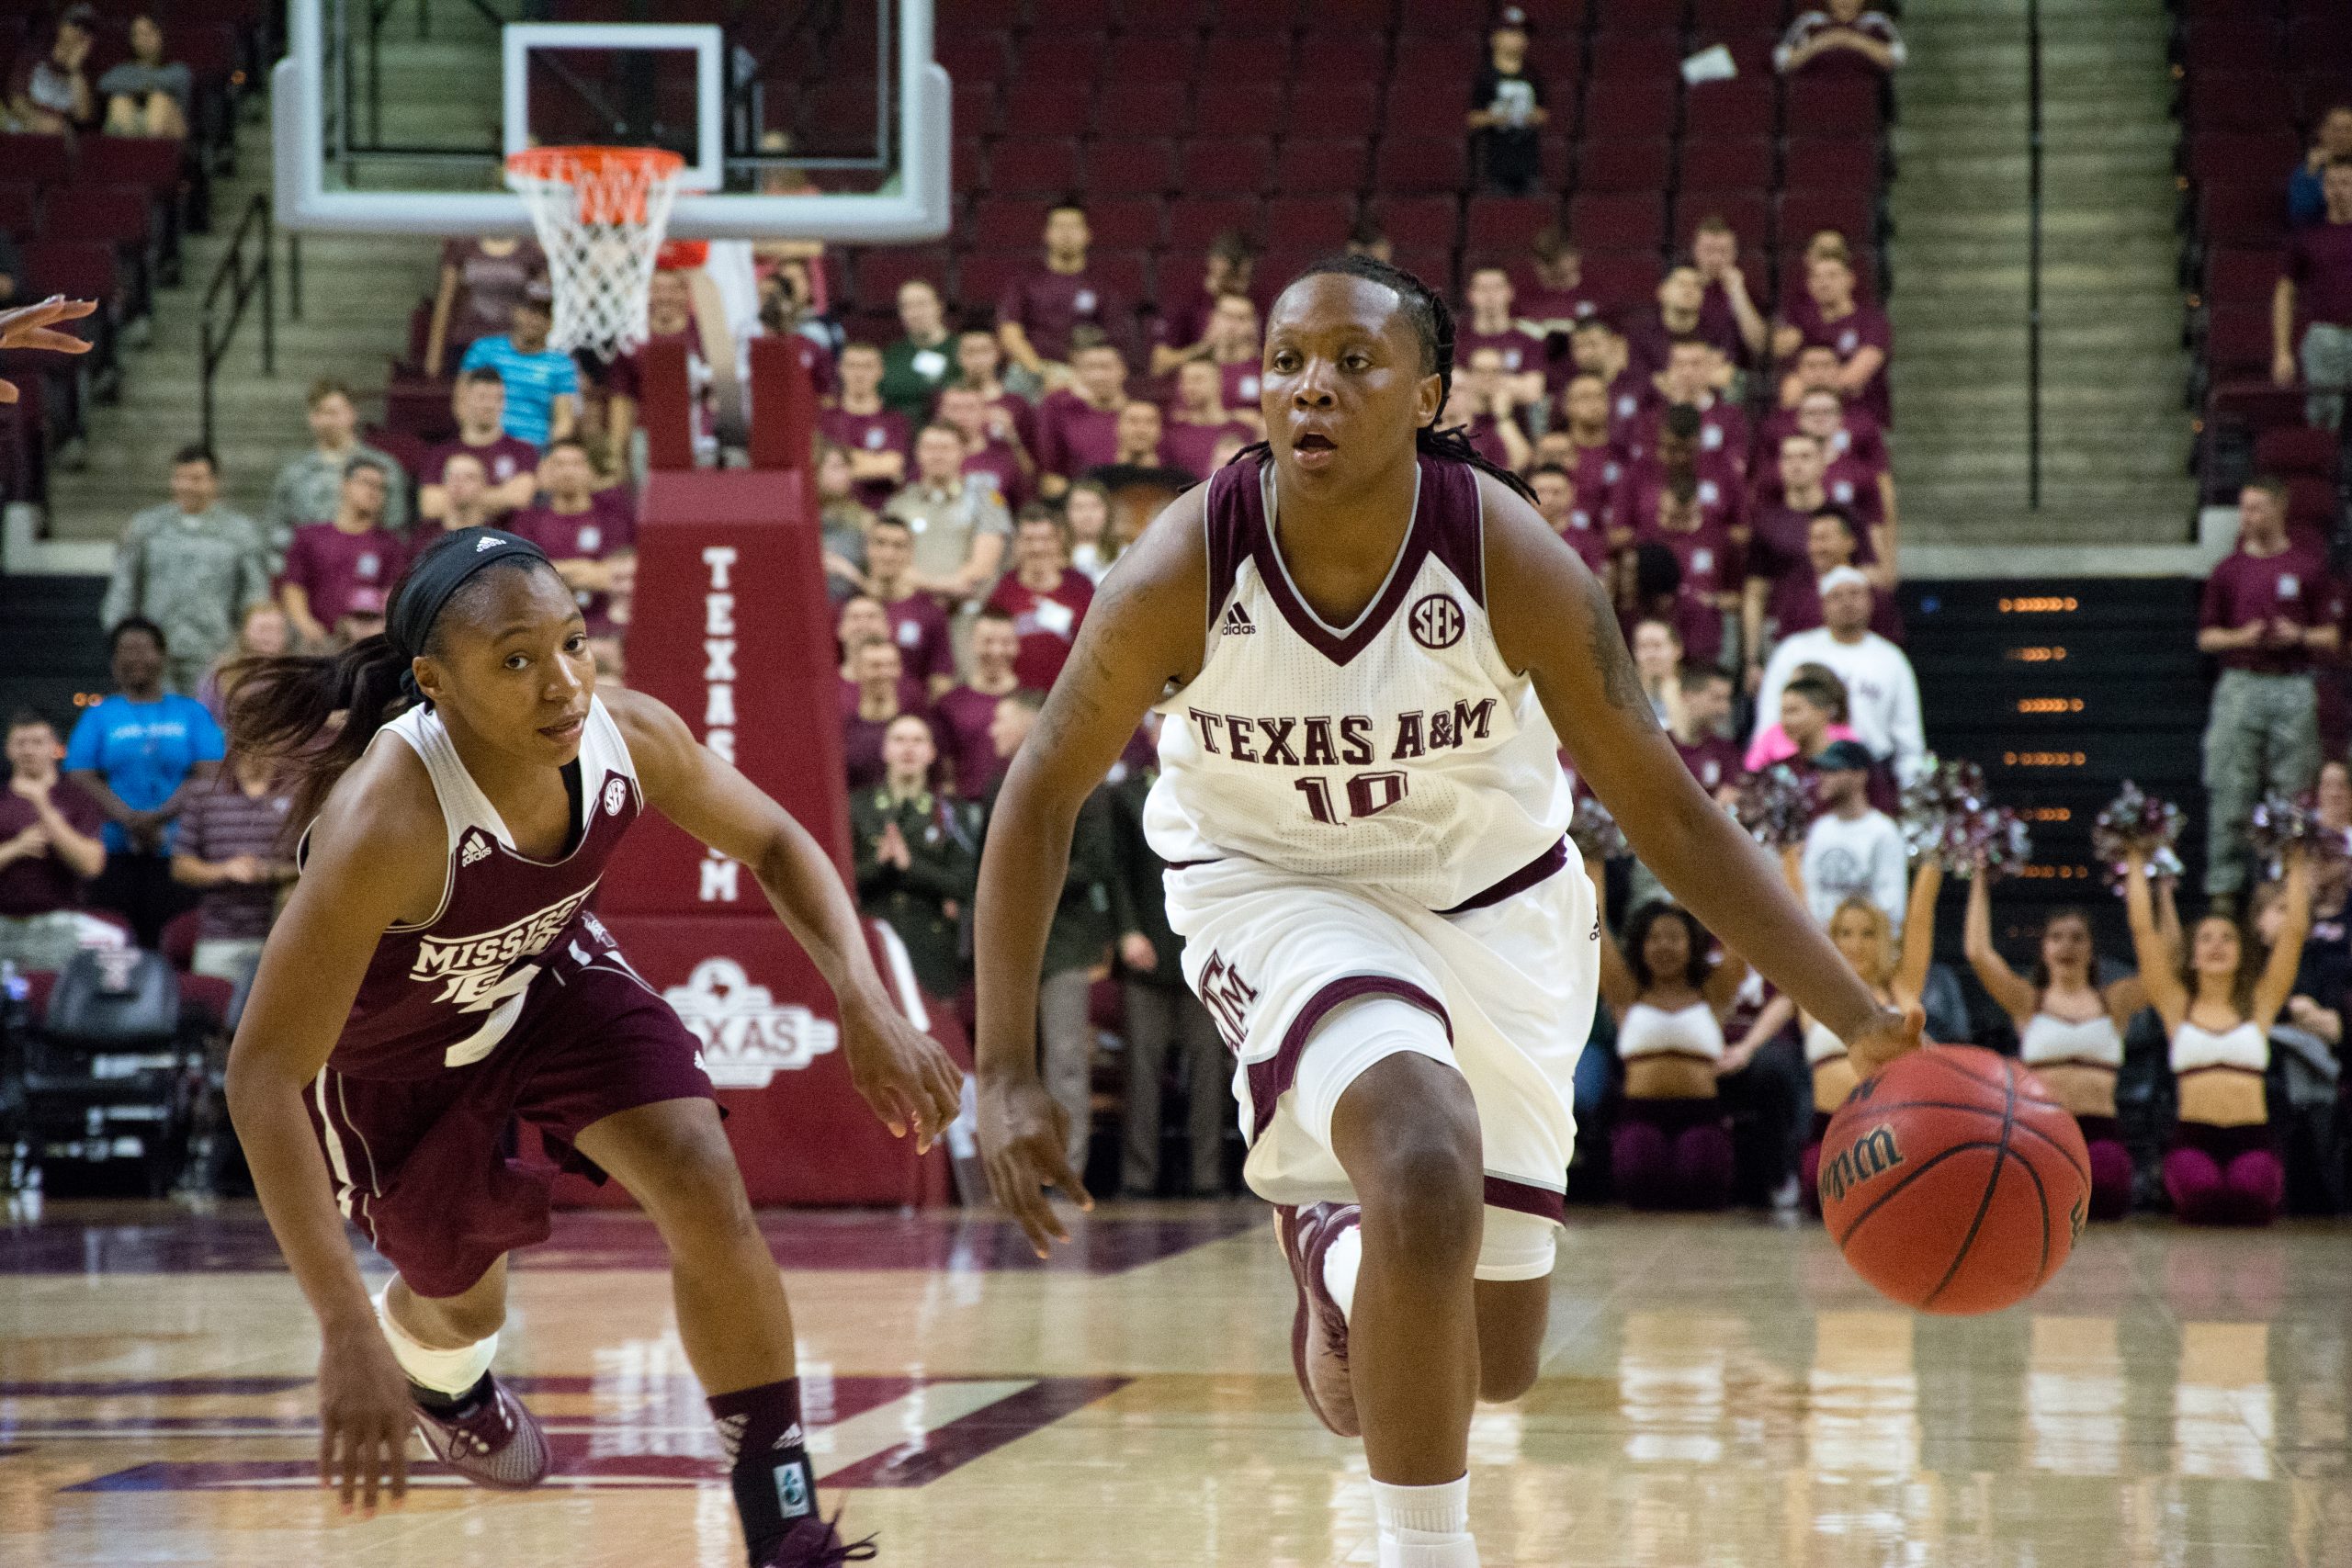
[974, 256, 1920, 1568]
[221, 529, 958, 1566]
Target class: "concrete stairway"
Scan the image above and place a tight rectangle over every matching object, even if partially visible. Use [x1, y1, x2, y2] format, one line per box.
[1888, 0, 2194, 559]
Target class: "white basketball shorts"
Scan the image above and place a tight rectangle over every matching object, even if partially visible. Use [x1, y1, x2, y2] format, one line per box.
[1165, 851, 1599, 1280]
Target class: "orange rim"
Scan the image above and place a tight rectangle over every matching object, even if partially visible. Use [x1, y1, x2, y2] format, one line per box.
[506, 144, 685, 226]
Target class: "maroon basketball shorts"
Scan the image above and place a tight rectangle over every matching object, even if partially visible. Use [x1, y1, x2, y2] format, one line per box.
[304, 954, 714, 1299]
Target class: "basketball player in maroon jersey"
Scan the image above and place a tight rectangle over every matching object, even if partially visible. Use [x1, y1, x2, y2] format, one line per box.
[223, 529, 958, 1566]
[974, 257, 1920, 1567]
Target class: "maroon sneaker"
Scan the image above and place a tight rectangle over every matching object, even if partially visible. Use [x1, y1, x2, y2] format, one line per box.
[411, 1373, 551, 1491]
[1274, 1201, 1361, 1438]
[758, 1511, 877, 1566]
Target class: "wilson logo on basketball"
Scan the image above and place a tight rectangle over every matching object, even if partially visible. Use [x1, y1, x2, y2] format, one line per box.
[1817, 1124, 1903, 1205]
[1408, 593, 1464, 650]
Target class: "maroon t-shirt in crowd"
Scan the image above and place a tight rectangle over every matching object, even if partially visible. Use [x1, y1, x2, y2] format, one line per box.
[819, 405, 912, 508]
[1516, 279, 1600, 334]
[1751, 463, 1885, 529]
[1161, 416, 1253, 482]
[838, 674, 931, 723]
[1624, 310, 1744, 383]
[1753, 405, 1890, 474]
[985, 391, 1041, 461]
[1745, 502, 1905, 643]
[879, 590, 956, 688]
[0, 778, 103, 917]
[933, 683, 1012, 798]
[1554, 504, 1612, 575]
[1036, 390, 1123, 479]
[428, 432, 539, 491]
[1638, 516, 1741, 608]
[985, 570, 1095, 691]
[1698, 280, 1754, 367]
[2286, 220, 2352, 327]
[1623, 590, 1724, 668]
[1459, 412, 1523, 471]
[1605, 370, 1648, 437]
[1620, 396, 1751, 474]
[1608, 453, 1747, 542]
[1457, 324, 1547, 379]
[180, 776, 295, 941]
[1674, 732, 1746, 795]
[997, 266, 1130, 364]
[438, 238, 546, 350]
[1218, 360, 1266, 415]
[512, 491, 636, 636]
[282, 523, 407, 626]
[2200, 542, 2344, 675]
[961, 441, 1027, 513]
[842, 714, 890, 793]
[1797, 303, 1895, 425]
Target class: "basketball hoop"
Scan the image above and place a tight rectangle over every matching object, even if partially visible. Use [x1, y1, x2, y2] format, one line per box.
[505, 144, 686, 355]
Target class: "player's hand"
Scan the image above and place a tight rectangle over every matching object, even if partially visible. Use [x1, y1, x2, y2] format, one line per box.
[0, 297, 94, 404]
[840, 993, 962, 1153]
[1118, 931, 1158, 973]
[978, 1071, 1092, 1257]
[316, 1324, 412, 1517]
[1847, 1003, 1924, 1079]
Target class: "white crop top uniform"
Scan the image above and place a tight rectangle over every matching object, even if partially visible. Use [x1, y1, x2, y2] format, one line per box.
[2170, 1021, 2267, 1076]
[1148, 455, 1599, 1285]
[2018, 1011, 2124, 1071]
[1804, 1019, 1847, 1066]
[1617, 1000, 1725, 1064]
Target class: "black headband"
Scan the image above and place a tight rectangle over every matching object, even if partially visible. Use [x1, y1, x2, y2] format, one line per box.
[390, 527, 552, 705]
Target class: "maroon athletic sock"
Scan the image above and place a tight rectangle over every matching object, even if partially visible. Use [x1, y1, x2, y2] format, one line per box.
[709, 1378, 817, 1564]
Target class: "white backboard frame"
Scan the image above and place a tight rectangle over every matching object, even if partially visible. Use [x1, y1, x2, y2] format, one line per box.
[272, 0, 951, 242]
[501, 22, 725, 194]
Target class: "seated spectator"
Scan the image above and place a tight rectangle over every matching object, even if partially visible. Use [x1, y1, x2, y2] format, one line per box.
[1747, 663, 1862, 776]
[842, 638, 914, 793]
[1690, 215, 1770, 367]
[880, 278, 956, 420]
[195, 600, 289, 724]
[101, 446, 270, 694]
[934, 608, 1023, 797]
[1162, 359, 1255, 482]
[836, 593, 927, 719]
[1529, 461, 1610, 576]
[1759, 503, 1903, 653]
[816, 440, 875, 604]
[1444, 346, 1534, 470]
[954, 325, 1039, 460]
[935, 382, 1032, 512]
[986, 505, 1095, 691]
[1153, 231, 1261, 377]
[512, 438, 635, 667]
[1671, 663, 1745, 801]
[1786, 254, 1894, 426]
[1751, 568, 1925, 784]
[1554, 372, 1623, 524]
[8, 6, 94, 134]
[607, 266, 737, 468]
[279, 457, 405, 651]
[1626, 338, 1749, 474]
[998, 200, 1135, 385]
[1459, 265, 1549, 408]
[1628, 265, 1742, 384]
[821, 342, 912, 507]
[1064, 479, 1117, 581]
[1764, 348, 1891, 467]
[1775, 0, 1906, 74]
[425, 233, 546, 377]
[423, 370, 542, 521]
[1746, 448, 1897, 674]
[1620, 542, 1718, 677]
[2275, 157, 2352, 431]
[169, 751, 295, 983]
[66, 619, 223, 947]
[1630, 617, 1689, 728]
[1770, 232, 1860, 360]
[1569, 317, 1644, 432]
[882, 423, 1013, 622]
[2292, 106, 2352, 231]
[1800, 740, 1908, 935]
[851, 713, 976, 1003]
[1198, 294, 1268, 426]
[0, 710, 106, 975]
[458, 282, 579, 446]
[98, 13, 189, 139]
[1610, 405, 1745, 550]
[1466, 6, 1546, 196]
[1038, 336, 1131, 496]
[264, 380, 412, 568]
[863, 515, 957, 702]
[1791, 387, 1894, 525]
[1518, 225, 1601, 344]
[427, 450, 504, 536]
[1635, 478, 1737, 668]
[1101, 400, 1169, 475]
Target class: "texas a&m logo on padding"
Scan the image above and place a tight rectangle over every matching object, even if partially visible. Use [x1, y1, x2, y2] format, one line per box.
[1408, 593, 1464, 650]
[664, 957, 841, 1089]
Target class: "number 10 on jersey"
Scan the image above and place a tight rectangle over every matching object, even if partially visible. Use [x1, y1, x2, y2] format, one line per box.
[1295, 771, 1410, 825]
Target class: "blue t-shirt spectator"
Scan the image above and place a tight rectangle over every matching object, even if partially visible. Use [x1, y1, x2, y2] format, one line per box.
[458, 334, 580, 447]
[64, 694, 225, 853]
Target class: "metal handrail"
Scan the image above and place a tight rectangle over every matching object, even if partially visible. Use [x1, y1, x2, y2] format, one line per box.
[198, 192, 276, 450]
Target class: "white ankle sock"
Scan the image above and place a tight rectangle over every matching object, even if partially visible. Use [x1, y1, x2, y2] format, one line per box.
[1372, 1475, 1474, 1563]
[1320, 1221, 1363, 1322]
[375, 1290, 498, 1396]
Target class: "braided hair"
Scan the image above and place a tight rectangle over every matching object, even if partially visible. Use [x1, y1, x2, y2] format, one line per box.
[1222, 253, 1538, 504]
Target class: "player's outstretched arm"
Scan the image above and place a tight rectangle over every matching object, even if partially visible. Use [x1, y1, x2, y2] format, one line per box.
[974, 485, 1210, 1255]
[610, 688, 960, 1149]
[1477, 471, 1920, 1077]
[223, 749, 448, 1518]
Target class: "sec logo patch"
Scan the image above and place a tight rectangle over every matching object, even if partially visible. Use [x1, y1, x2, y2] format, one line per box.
[1409, 593, 1464, 650]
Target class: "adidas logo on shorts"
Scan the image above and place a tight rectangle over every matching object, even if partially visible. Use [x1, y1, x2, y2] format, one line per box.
[1222, 603, 1256, 636]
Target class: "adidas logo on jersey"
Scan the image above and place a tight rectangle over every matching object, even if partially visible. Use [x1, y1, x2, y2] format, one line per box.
[460, 831, 492, 867]
[1221, 603, 1256, 636]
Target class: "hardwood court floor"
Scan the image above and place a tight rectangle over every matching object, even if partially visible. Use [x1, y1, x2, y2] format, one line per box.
[3, 1198, 2346, 1567]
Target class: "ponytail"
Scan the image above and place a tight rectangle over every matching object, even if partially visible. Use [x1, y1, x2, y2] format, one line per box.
[1220, 252, 1540, 506]
[222, 635, 413, 832]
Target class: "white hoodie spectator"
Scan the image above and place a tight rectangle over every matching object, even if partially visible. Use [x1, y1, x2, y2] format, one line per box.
[1752, 566, 1925, 784]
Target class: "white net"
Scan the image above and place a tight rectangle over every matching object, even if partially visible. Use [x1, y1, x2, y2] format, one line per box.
[505, 147, 684, 356]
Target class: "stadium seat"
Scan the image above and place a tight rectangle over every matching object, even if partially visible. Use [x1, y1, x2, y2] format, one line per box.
[1580, 80, 1678, 141]
[1568, 191, 1667, 255]
[999, 92, 1092, 140]
[1579, 249, 1667, 309]
[951, 81, 998, 139]
[1783, 77, 1883, 138]
[989, 138, 1083, 196]
[22, 241, 120, 310]
[1776, 189, 1877, 254]
[2254, 425, 2340, 478]
[2177, 20, 2281, 71]
[937, 33, 1011, 85]
[1374, 136, 1472, 195]
[1366, 194, 1462, 252]
[0, 182, 38, 240]
[2285, 473, 2337, 528]
[1117, 0, 1216, 29]
[953, 136, 987, 194]
[1575, 138, 1673, 194]
[1085, 197, 1161, 250]
[1088, 249, 1154, 308]
[1164, 197, 1263, 249]
[1380, 80, 1474, 141]
[1681, 77, 1777, 140]
[1176, 136, 1276, 196]
[1588, 30, 1686, 83]
[2287, 13, 2352, 66]
[853, 246, 953, 310]
[945, 0, 1021, 28]
[1018, 35, 1111, 86]
[1088, 141, 1177, 197]
[967, 197, 1054, 251]
[1264, 194, 1359, 252]
[0, 133, 73, 188]
[1389, 246, 1455, 293]
[1272, 137, 1372, 196]
[1464, 195, 1561, 254]
[2187, 132, 2301, 190]
[1676, 192, 1772, 254]
[2203, 309, 2276, 381]
[952, 251, 1028, 313]
[1677, 136, 1774, 194]
[2203, 247, 2283, 312]
[2186, 73, 2296, 136]
[1193, 82, 1285, 139]
[1302, 0, 1399, 30]
[1106, 33, 1200, 82]
[1286, 81, 1381, 140]
[1781, 136, 1883, 194]
[1200, 37, 1293, 82]
[1692, 0, 1791, 30]
[1098, 84, 1190, 141]
[2196, 181, 2289, 247]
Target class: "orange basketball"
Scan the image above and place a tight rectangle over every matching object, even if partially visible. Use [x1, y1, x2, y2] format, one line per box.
[1820, 1044, 2090, 1314]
